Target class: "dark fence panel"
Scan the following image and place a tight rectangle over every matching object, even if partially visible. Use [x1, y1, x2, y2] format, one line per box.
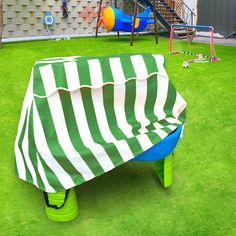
[197, 0, 236, 36]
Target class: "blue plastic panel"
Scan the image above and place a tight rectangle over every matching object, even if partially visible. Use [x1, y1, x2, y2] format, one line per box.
[131, 126, 182, 162]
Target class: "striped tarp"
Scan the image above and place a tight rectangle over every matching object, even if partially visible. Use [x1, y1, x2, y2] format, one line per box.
[14, 54, 186, 193]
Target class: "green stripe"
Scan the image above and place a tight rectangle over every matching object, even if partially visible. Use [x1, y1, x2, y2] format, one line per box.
[124, 78, 161, 145]
[160, 127, 174, 134]
[21, 53, 187, 192]
[33, 54, 162, 97]
[160, 122, 179, 133]
[33, 65, 45, 98]
[102, 85, 125, 139]
[59, 90, 105, 175]
[145, 130, 162, 145]
[14, 157, 19, 177]
[178, 107, 186, 123]
[158, 119, 180, 127]
[144, 74, 158, 132]
[80, 88, 125, 166]
[34, 96, 84, 185]
[158, 120, 179, 133]
[146, 131, 162, 144]
[99, 58, 114, 83]
[76, 59, 92, 86]
[147, 122, 175, 134]
[120, 55, 136, 80]
[51, 63, 69, 90]
[124, 79, 141, 136]
[142, 55, 160, 132]
[163, 80, 177, 118]
[143, 75, 178, 138]
[28, 105, 45, 190]
[37, 152, 64, 192]
[16, 109, 33, 183]
[102, 85, 142, 155]
[121, 57, 165, 145]
[142, 54, 159, 74]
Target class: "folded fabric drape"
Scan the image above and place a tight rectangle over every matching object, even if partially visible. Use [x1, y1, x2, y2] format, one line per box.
[14, 54, 186, 193]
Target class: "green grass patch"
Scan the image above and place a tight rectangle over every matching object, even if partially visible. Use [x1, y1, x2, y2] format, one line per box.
[0, 35, 236, 236]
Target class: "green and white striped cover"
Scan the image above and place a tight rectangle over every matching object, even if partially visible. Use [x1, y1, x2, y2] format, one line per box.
[14, 54, 186, 193]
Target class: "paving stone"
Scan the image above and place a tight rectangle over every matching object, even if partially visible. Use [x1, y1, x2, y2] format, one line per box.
[20, 0, 30, 6]
[19, 23, 32, 31]
[6, 11, 16, 19]
[19, 11, 31, 19]
[28, 5, 37, 12]
[11, 18, 24, 25]
[6, 0, 15, 6]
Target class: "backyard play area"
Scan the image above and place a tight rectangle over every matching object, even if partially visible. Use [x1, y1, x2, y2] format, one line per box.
[0, 35, 235, 235]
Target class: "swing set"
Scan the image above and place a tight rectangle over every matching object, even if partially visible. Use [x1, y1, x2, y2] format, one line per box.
[95, 0, 158, 46]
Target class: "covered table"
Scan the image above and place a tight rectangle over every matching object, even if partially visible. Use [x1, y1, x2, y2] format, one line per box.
[14, 53, 186, 221]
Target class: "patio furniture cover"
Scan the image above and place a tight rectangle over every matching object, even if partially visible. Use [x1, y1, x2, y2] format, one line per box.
[14, 54, 186, 193]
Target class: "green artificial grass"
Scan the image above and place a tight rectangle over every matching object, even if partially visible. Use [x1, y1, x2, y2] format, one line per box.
[0, 35, 236, 236]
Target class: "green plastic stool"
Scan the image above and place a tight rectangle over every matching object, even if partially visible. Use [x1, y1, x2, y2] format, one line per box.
[44, 188, 78, 222]
[155, 154, 173, 188]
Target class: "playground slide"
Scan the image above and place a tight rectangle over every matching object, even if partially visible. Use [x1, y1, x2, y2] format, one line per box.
[138, 0, 171, 32]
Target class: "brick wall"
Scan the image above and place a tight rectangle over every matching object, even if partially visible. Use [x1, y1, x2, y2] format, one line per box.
[2, 0, 118, 39]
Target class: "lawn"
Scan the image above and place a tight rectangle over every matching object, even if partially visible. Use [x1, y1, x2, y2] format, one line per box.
[0, 35, 235, 236]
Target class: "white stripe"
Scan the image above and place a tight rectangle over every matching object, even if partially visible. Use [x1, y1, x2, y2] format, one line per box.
[39, 65, 57, 97]
[152, 54, 168, 76]
[154, 74, 169, 120]
[110, 58, 133, 138]
[110, 55, 153, 150]
[165, 124, 178, 131]
[14, 72, 34, 180]
[87, 59, 103, 88]
[70, 90, 115, 172]
[109, 57, 126, 84]
[136, 134, 153, 151]
[46, 93, 95, 181]
[91, 89, 134, 162]
[14, 136, 26, 179]
[131, 55, 153, 146]
[165, 117, 182, 125]
[66, 60, 132, 162]
[153, 121, 178, 131]
[36, 56, 81, 65]
[114, 140, 134, 162]
[89, 63, 133, 162]
[131, 55, 149, 79]
[113, 85, 133, 138]
[33, 101, 75, 189]
[40, 65, 95, 181]
[152, 55, 169, 120]
[64, 61, 80, 90]
[180, 124, 185, 138]
[134, 79, 150, 133]
[172, 92, 187, 119]
[130, 56, 149, 131]
[153, 122, 164, 129]
[36, 154, 55, 192]
[153, 54, 186, 121]
[110, 57, 153, 153]
[153, 122, 169, 139]
[21, 104, 39, 187]
[90, 90, 120, 145]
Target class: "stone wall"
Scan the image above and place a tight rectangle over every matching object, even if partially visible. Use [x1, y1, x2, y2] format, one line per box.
[2, 0, 120, 39]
